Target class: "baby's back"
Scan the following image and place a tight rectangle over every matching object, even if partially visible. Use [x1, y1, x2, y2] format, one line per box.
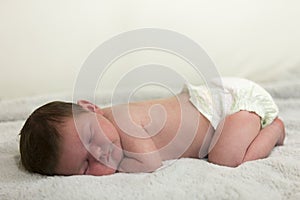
[107, 93, 212, 160]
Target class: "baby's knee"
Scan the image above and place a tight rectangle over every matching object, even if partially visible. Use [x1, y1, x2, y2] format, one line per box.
[208, 149, 243, 167]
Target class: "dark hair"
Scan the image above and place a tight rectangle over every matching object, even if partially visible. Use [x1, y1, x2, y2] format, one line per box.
[19, 101, 87, 175]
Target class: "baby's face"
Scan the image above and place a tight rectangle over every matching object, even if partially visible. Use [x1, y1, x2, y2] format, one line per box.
[55, 112, 123, 176]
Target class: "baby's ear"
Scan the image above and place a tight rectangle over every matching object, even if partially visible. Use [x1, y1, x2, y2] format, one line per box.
[77, 100, 104, 115]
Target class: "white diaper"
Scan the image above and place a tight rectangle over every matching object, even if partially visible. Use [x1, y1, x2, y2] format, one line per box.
[183, 77, 279, 129]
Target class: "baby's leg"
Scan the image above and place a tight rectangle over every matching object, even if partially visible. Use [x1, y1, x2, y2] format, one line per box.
[242, 118, 285, 163]
[208, 111, 261, 167]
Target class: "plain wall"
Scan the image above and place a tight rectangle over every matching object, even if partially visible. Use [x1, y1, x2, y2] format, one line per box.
[1, 0, 300, 99]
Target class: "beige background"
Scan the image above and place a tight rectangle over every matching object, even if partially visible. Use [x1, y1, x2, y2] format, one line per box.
[1, 0, 299, 99]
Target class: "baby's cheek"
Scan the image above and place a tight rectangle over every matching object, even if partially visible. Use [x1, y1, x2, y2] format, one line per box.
[89, 163, 116, 176]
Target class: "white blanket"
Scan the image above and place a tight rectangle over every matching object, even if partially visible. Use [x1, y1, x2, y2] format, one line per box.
[1, 81, 300, 200]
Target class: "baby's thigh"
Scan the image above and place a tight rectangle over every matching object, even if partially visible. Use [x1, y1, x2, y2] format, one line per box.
[208, 111, 261, 166]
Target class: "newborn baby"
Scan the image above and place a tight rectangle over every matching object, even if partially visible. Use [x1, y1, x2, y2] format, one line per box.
[19, 78, 285, 176]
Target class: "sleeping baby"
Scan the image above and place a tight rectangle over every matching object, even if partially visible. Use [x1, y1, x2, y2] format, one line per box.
[19, 77, 285, 176]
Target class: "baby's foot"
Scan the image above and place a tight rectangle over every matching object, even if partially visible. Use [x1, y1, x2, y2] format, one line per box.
[272, 118, 285, 146]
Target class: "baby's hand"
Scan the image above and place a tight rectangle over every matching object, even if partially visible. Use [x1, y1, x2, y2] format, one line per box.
[118, 151, 162, 173]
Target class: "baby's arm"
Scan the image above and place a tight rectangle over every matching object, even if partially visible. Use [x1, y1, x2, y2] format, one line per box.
[118, 150, 162, 173]
[117, 129, 162, 173]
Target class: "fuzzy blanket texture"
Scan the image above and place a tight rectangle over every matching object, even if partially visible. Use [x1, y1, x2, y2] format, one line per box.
[0, 80, 300, 200]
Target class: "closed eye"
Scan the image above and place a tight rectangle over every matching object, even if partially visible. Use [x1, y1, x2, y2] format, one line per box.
[88, 125, 94, 144]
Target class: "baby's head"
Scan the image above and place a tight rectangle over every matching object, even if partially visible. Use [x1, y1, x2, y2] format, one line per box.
[19, 101, 123, 176]
[19, 101, 80, 175]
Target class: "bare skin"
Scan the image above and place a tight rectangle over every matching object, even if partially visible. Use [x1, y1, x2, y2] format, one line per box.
[208, 111, 285, 167]
[55, 92, 285, 175]
[99, 92, 213, 173]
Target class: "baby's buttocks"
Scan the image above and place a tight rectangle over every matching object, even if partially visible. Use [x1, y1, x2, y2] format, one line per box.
[184, 77, 279, 130]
